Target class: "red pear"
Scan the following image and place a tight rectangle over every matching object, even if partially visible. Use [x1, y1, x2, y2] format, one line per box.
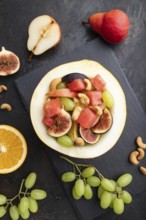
[83, 10, 130, 44]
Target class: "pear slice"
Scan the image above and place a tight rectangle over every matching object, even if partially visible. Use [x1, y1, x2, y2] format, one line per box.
[27, 15, 61, 56]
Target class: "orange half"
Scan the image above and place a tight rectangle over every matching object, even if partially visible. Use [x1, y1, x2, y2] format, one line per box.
[0, 125, 27, 174]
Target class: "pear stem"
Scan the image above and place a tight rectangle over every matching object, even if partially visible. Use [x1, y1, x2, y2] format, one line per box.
[82, 21, 89, 25]
[28, 52, 34, 62]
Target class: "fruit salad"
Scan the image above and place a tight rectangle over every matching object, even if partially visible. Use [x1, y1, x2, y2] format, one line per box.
[42, 73, 114, 147]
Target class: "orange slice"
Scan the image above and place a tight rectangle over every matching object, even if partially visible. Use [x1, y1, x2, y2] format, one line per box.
[0, 125, 27, 174]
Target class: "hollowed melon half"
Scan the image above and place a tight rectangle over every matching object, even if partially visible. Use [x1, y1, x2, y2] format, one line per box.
[30, 59, 126, 158]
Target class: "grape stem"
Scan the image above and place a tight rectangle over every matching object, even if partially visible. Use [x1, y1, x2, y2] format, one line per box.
[60, 156, 104, 179]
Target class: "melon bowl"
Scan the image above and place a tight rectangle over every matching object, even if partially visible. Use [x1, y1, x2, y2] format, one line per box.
[30, 59, 126, 159]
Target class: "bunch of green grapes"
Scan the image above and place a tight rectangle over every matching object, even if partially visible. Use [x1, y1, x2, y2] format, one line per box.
[0, 172, 47, 219]
[61, 156, 133, 215]
[62, 166, 101, 200]
[98, 173, 132, 214]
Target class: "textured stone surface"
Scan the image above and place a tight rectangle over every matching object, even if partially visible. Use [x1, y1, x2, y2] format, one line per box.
[0, 0, 146, 220]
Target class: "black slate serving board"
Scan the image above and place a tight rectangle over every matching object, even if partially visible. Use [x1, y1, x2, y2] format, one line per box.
[15, 39, 146, 220]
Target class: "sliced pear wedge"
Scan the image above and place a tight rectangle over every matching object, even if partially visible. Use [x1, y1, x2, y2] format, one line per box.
[27, 15, 61, 56]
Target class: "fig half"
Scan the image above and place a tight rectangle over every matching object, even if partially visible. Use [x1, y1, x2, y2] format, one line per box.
[92, 107, 113, 134]
[80, 126, 100, 144]
[0, 47, 20, 76]
[47, 109, 72, 137]
[62, 73, 87, 83]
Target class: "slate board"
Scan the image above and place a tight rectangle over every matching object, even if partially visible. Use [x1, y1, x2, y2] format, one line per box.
[15, 39, 146, 220]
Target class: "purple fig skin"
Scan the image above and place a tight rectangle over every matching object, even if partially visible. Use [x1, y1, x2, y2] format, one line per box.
[80, 126, 100, 144]
[62, 73, 87, 83]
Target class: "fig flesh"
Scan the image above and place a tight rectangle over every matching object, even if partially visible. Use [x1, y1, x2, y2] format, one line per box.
[62, 73, 87, 83]
[80, 126, 100, 144]
[0, 47, 20, 76]
[47, 109, 72, 137]
[92, 107, 112, 134]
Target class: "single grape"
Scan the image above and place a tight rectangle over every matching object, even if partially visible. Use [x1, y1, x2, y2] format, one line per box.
[57, 135, 74, 147]
[109, 193, 117, 208]
[120, 190, 132, 204]
[87, 176, 100, 187]
[9, 205, 19, 220]
[61, 97, 75, 111]
[19, 209, 30, 219]
[30, 189, 47, 200]
[25, 172, 37, 189]
[74, 179, 85, 197]
[100, 191, 112, 209]
[97, 185, 105, 199]
[101, 178, 115, 192]
[81, 167, 95, 178]
[28, 197, 38, 213]
[83, 184, 93, 200]
[0, 194, 7, 205]
[61, 172, 76, 182]
[56, 82, 67, 89]
[0, 206, 6, 218]
[19, 197, 29, 213]
[117, 173, 132, 188]
[113, 197, 124, 215]
[102, 90, 114, 108]
[72, 186, 81, 200]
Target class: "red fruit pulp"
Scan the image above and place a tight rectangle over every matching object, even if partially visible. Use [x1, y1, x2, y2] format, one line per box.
[43, 98, 62, 117]
[67, 79, 85, 92]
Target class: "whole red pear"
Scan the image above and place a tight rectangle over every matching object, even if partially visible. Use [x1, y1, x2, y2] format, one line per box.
[84, 9, 130, 43]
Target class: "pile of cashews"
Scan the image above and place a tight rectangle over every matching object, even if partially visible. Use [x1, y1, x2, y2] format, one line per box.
[0, 84, 12, 111]
[129, 136, 146, 175]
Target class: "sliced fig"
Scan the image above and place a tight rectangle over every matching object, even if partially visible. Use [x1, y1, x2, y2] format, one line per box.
[79, 126, 100, 144]
[92, 108, 112, 134]
[0, 47, 20, 76]
[47, 109, 72, 137]
[62, 73, 87, 83]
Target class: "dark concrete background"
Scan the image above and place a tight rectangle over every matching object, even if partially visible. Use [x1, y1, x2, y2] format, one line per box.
[0, 0, 146, 219]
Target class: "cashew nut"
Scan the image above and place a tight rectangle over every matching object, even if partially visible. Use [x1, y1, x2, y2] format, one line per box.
[83, 78, 92, 91]
[72, 106, 82, 121]
[139, 166, 146, 175]
[75, 137, 85, 146]
[78, 93, 90, 106]
[0, 85, 7, 93]
[49, 77, 62, 91]
[137, 147, 145, 160]
[0, 103, 12, 111]
[129, 151, 139, 165]
[136, 136, 146, 149]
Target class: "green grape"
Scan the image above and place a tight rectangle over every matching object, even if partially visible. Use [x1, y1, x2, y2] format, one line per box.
[0, 206, 6, 218]
[19, 197, 29, 213]
[87, 176, 100, 187]
[83, 184, 93, 200]
[57, 135, 74, 147]
[101, 178, 115, 192]
[9, 205, 19, 220]
[72, 186, 81, 200]
[25, 172, 37, 189]
[97, 185, 105, 199]
[0, 194, 7, 205]
[19, 209, 30, 219]
[81, 167, 95, 178]
[61, 172, 76, 182]
[28, 197, 38, 213]
[30, 189, 47, 200]
[61, 97, 75, 111]
[102, 90, 114, 108]
[113, 197, 124, 215]
[100, 191, 112, 209]
[109, 193, 117, 208]
[120, 190, 132, 204]
[117, 173, 132, 188]
[56, 82, 67, 89]
[74, 179, 85, 197]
